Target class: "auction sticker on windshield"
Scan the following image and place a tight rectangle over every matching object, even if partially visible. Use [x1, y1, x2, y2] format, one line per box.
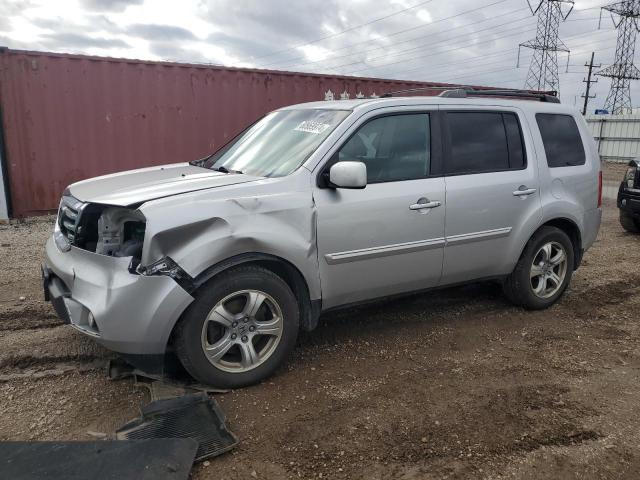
[294, 121, 331, 134]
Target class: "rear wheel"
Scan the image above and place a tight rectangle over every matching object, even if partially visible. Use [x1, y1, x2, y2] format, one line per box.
[619, 211, 640, 233]
[175, 265, 299, 388]
[503, 226, 574, 310]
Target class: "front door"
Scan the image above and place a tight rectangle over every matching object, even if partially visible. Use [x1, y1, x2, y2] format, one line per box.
[313, 111, 446, 309]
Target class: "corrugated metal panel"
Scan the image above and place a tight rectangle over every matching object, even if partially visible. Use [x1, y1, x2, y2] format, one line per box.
[585, 114, 640, 163]
[0, 103, 8, 220]
[0, 154, 7, 220]
[0, 48, 492, 217]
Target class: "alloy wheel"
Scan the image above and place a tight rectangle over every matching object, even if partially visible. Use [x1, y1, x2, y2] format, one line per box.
[201, 289, 284, 373]
[529, 241, 568, 299]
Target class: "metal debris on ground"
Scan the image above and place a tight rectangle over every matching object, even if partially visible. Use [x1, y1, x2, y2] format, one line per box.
[0, 439, 198, 480]
[107, 357, 228, 394]
[116, 393, 239, 462]
[135, 376, 203, 402]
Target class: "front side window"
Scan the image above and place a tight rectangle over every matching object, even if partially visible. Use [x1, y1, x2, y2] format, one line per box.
[536, 113, 586, 168]
[337, 114, 431, 183]
[445, 112, 525, 175]
[205, 109, 350, 177]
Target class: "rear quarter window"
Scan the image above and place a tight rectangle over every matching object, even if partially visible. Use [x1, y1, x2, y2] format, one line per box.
[536, 113, 586, 168]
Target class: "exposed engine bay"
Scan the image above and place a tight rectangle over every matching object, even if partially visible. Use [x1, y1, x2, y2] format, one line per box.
[94, 207, 146, 258]
[57, 196, 146, 262]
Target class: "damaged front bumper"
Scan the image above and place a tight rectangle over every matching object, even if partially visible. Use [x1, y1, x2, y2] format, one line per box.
[43, 236, 194, 355]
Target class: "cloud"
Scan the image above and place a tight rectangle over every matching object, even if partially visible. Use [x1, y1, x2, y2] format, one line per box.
[39, 32, 130, 49]
[148, 41, 210, 63]
[199, 0, 343, 63]
[205, 31, 275, 60]
[0, 0, 632, 108]
[0, 0, 35, 31]
[126, 23, 197, 41]
[79, 0, 143, 12]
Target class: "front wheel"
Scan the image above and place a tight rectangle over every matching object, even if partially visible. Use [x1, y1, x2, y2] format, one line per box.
[503, 226, 574, 310]
[174, 265, 299, 388]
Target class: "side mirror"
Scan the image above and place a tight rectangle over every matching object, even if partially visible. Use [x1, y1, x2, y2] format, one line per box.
[329, 161, 367, 189]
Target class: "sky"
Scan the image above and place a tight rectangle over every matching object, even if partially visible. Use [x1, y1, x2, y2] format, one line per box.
[0, 0, 633, 111]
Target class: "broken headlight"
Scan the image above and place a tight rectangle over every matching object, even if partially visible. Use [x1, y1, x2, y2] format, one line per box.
[137, 257, 194, 292]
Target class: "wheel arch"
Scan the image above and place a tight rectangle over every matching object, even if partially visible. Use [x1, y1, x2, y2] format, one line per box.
[541, 218, 582, 269]
[527, 217, 583, 270]
[190, 252, 320, 332]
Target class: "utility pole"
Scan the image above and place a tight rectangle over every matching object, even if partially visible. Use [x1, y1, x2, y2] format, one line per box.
[596, 1, 640, 114]
[581, 52, 601, 115]
[518, 0, 574, 96]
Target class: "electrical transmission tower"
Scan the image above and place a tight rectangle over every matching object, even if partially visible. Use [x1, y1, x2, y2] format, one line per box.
[518, 0, 574, 94]
[596, 1, 640, 114]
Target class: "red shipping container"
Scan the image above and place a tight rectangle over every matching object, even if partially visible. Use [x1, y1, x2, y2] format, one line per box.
[0, 48, 485, 217]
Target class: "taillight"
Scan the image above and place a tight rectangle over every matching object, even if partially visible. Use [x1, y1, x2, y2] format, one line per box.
[597, 170, 603, 208]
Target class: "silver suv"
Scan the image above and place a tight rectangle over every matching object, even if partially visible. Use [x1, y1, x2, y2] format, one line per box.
[43, 90, 602, 388]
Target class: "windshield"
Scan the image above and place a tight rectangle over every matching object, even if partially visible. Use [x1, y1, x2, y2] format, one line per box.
[204, 109, 351, 177]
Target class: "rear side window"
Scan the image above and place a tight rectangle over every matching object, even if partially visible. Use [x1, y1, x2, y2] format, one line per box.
[536, 113, 586, 168]
[445, 112, 526, 175]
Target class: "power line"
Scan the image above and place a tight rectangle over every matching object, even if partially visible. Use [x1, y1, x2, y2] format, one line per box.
[395, 45, 610, 81]
[391, 29, 616, 82]
[343, 22, 541, 75]
[255, 0, 510, 69]
[260, 1, 602, 72]
[345, 16, 614, 79]
[246, 0, 437, 65]
[315, 13, 536, 74]
[275, 5, 529, 71]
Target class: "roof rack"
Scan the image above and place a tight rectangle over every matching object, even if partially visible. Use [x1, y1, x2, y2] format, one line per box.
[380, 86, 560, 103]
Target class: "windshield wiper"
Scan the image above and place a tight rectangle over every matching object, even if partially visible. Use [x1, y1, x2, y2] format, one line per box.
[214, 166, 243, 174]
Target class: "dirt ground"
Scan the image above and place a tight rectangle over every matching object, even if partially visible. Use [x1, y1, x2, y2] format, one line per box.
[1, 161, 639, 480]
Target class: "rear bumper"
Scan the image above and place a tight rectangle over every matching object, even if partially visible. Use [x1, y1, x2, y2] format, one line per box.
[43, 236, 194, 355]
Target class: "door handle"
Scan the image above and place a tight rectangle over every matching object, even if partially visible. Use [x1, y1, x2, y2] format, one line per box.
[513, 187, 537, 197]
[409, 200, 441, 210]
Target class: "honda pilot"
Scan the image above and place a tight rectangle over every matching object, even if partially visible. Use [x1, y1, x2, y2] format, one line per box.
[43, 90, 602, 388]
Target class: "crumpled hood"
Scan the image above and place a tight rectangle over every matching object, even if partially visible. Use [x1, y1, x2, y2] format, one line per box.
[68, 162, 262, 206]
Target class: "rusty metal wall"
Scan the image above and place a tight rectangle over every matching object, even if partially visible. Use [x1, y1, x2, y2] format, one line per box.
[0, 48, 471, 217]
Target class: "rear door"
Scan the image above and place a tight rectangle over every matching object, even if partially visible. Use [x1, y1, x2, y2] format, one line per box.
[440, 108, 543, 284]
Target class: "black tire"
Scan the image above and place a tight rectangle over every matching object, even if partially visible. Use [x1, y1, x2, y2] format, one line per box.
[503, 226, 574, 310]
[619, 211, 640, 233]
[174, 265, 299, 388]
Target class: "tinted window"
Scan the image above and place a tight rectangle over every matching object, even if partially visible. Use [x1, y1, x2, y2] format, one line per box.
[446, 112, 525, 174]
[338, 114, 430, 183]
[504, 113, 526, 169]
[536, 113, 586, 167]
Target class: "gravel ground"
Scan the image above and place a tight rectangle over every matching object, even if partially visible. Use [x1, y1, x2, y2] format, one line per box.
[1, 161, 639, 480]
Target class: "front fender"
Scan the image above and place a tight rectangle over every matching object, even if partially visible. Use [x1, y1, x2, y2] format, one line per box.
[139, 188, 321, 300]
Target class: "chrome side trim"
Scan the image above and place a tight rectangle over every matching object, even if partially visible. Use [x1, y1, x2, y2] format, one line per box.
[325, 227, 512, 265]
[445, 227, 512, 246]
[325, 237, 446, 265]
